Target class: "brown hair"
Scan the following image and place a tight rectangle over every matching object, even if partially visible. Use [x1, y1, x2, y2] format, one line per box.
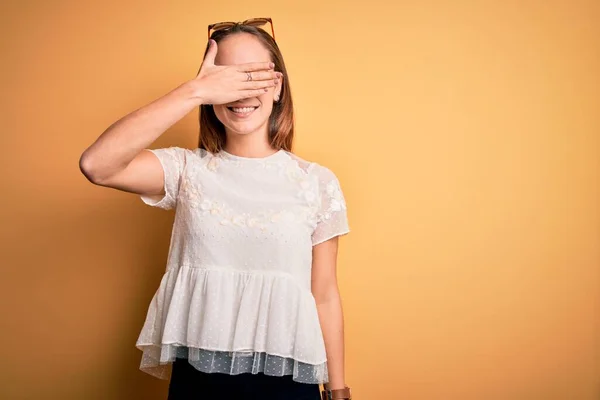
[198, 25, 294, 153]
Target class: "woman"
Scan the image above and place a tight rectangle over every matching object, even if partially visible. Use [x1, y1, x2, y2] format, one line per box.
[80, 18, 352, 400]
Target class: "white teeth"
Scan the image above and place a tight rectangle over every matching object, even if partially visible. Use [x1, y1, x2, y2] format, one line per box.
[231, 107, 256, 113]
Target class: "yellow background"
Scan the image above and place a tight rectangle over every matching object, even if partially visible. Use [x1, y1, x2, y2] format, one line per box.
[1, 0, 598, 399]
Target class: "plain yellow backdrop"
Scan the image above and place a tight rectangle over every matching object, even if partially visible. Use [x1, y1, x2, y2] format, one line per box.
[1, 0, 598, 399]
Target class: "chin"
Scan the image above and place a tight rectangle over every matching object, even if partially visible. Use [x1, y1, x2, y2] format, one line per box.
[225, 122, 264, 136]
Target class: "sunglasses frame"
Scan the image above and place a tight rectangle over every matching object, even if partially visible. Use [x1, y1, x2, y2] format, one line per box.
[208, 17, 275, 41]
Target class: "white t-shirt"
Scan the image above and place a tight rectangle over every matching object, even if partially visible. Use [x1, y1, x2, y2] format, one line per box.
[135, 146, 350, 384]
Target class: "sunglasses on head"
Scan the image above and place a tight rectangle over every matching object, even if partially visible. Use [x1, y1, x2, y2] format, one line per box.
[208, 17, 275, 41]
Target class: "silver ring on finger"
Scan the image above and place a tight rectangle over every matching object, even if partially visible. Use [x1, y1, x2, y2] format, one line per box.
[246, 72, 252, 82]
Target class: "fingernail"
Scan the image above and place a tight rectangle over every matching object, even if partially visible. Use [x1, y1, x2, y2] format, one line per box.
[277, 72, 283, 78]
[269, 62, 275, 69]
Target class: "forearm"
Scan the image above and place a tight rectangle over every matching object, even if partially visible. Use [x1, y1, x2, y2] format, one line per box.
[80, 80, 202, 180]
[316, 289, 346, 390]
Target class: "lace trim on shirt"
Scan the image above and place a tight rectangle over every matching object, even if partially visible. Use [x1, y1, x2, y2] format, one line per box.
[138, 345, 329, 384]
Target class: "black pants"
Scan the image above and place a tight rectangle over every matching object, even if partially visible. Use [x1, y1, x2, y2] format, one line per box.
[167, 357, 321, 400]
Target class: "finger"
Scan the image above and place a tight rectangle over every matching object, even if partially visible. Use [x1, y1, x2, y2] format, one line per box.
[241, 70, 281, 82]
[238, 88, 271, 99]
[242, 79, 278, 90]
[202, 39, 218, 68]
[237, 61, 275, 72]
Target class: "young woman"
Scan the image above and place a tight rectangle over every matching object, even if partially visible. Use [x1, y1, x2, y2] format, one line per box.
[80, 18, 352, 400]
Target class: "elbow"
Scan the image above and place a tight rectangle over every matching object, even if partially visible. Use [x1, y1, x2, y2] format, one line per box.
[79, 150, 104, 185]
[312, 281, 340, 305]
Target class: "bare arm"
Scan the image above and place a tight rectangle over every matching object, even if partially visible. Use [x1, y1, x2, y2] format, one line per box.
[79, 81, 200, 195]
[79, 39, 278, 197]
[312, 236, 347, 391]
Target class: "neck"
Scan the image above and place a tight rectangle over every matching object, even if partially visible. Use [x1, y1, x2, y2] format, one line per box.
[223, 130, 275, 158]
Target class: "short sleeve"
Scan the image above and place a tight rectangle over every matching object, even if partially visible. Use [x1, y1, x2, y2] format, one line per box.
[140, 147, 187, 210]
[311, 166, 350, 246]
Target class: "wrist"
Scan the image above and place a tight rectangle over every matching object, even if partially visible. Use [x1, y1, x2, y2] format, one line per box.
[324, 382, 346, 390]
[179, 79, 206, 106]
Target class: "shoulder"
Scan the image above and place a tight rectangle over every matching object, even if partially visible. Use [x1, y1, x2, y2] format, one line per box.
[282, 151, 339, 181]
[292, 156, 348, 211]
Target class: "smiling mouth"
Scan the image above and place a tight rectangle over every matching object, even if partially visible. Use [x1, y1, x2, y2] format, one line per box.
[227, 106, 259, 117]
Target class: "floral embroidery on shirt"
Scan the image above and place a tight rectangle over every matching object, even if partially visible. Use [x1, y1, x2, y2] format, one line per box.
[297, 179, 318, 205]
[281, 160, 319, 210]
[177, 152, 339, 232]
[193, 196, 277, 231]
[198, 198, 223, 215]
[206, 155, 220, 171]
[189, 192, 313, 230]
[326, 180, 346, 212]
[180, 174, 202, 207]
[317, 177, 347, 222]
[284, 162, 303, 182]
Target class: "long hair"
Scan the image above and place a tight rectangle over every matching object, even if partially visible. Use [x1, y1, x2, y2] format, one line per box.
[198, 25, 294, 153]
